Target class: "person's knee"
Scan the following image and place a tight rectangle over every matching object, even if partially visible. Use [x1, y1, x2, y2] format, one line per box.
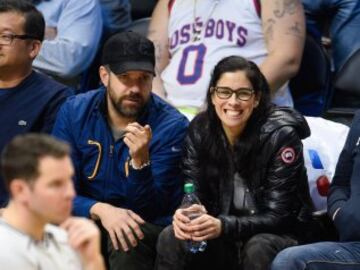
[271, 246, 307, 270]
[243, 233, 277, 254]
[241, 233, 278, 268]
[156, 225, 176, 254]
[242, 233, 298, 269]
[155, 225, 188, 269]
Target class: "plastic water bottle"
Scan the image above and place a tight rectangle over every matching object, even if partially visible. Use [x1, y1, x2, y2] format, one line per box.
[180, 183, 207, 253]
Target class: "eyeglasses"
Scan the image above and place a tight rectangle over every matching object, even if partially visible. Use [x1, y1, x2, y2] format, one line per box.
[211, 86, 254, 101]
[0, 33, 38, 46]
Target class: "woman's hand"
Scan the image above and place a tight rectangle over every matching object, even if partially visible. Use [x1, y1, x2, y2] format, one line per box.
[173, 208, 192, 240]
[187, 214, 222, 241]
[173, 204, 206, 240]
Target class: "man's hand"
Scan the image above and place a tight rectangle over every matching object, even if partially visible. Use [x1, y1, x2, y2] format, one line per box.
[90, 203, 145, 251]
[124, 122, 152, 168]
[61, 217, 105, 270]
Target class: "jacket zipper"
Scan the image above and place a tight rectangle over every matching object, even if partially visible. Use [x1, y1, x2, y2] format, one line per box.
[109, 144, 114, 158]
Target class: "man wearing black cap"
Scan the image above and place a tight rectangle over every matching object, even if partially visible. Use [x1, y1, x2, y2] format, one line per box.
[52, 31, 189, 270]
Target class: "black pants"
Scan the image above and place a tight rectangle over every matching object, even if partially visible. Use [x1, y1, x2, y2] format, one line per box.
[155, 225, 298, 270]
[107, 222, 164, 270]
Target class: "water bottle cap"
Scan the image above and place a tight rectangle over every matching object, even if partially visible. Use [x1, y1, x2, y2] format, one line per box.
[184, 183, 194, 193]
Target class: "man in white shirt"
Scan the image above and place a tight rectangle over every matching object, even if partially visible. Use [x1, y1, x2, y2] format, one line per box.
[0, 133, 105, 270]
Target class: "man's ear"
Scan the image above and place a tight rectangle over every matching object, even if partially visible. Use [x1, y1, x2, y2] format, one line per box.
[9, 179, 31, 203]
[99, 66, 110, 87]
[28, 40, 42, 59]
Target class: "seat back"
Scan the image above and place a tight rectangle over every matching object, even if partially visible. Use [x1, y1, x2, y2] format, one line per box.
[126, 17, 151, 37]
[130, 0, 157, 20]
[290, 35, 331, 116]
[324, 48, 360, 124]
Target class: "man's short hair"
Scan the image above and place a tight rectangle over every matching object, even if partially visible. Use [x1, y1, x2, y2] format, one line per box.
[1, 134, 70, 189]
[0, 0, 45, 41]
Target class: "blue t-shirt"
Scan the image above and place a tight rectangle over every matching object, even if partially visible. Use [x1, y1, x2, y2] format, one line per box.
[0, 71, 73, 206]
[0, 90, 9, 97]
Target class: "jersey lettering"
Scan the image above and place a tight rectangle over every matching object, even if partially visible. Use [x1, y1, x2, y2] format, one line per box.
[177, 44, 207, 85]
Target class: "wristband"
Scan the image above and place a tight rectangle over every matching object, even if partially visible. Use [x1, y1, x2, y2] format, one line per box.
[129, 159, 151, 170]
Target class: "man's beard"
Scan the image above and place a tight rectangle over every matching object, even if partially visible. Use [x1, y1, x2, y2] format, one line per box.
[108, 90, 147, 119]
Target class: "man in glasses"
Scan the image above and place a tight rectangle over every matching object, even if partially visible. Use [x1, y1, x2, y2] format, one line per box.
[0, 0, 73, 208]
[52, 31, 189, 270]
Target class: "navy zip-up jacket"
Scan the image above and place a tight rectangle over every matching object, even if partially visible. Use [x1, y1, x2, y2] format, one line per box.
[52, 88, 189, 225]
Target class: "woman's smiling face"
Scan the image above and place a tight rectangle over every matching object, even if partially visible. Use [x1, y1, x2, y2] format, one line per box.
[211, 70, 260, 139]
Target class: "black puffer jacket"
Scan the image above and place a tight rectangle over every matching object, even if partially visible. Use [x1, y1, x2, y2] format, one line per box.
[182, 106, 315, 242]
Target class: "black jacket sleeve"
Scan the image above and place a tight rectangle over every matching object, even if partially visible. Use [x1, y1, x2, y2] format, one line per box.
[182, 122, 203, 197]
[181, 118, 223, 213]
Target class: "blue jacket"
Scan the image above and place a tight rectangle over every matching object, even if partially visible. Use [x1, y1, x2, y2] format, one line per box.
[328, 110, 360, 241]
[52, 88, 189, 225]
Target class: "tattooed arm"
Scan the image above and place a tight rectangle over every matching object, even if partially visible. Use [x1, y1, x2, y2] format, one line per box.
[148, 0, 170, 99]
[260, 0, 305, 96]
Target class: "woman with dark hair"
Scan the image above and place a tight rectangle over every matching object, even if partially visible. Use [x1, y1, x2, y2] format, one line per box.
[155, 56, 315, 270]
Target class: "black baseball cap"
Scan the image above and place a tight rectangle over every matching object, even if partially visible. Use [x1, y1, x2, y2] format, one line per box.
[101, 31, 155, 75]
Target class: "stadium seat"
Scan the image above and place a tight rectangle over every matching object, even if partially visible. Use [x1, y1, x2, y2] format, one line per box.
[290, 34, 332, 116]
[130, 0, 157, 20]
[126, 17, 151, 37]
[324, 48, 360, 125]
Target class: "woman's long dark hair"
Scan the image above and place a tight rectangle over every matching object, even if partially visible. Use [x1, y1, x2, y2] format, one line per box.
[203, 56, 272, 182]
